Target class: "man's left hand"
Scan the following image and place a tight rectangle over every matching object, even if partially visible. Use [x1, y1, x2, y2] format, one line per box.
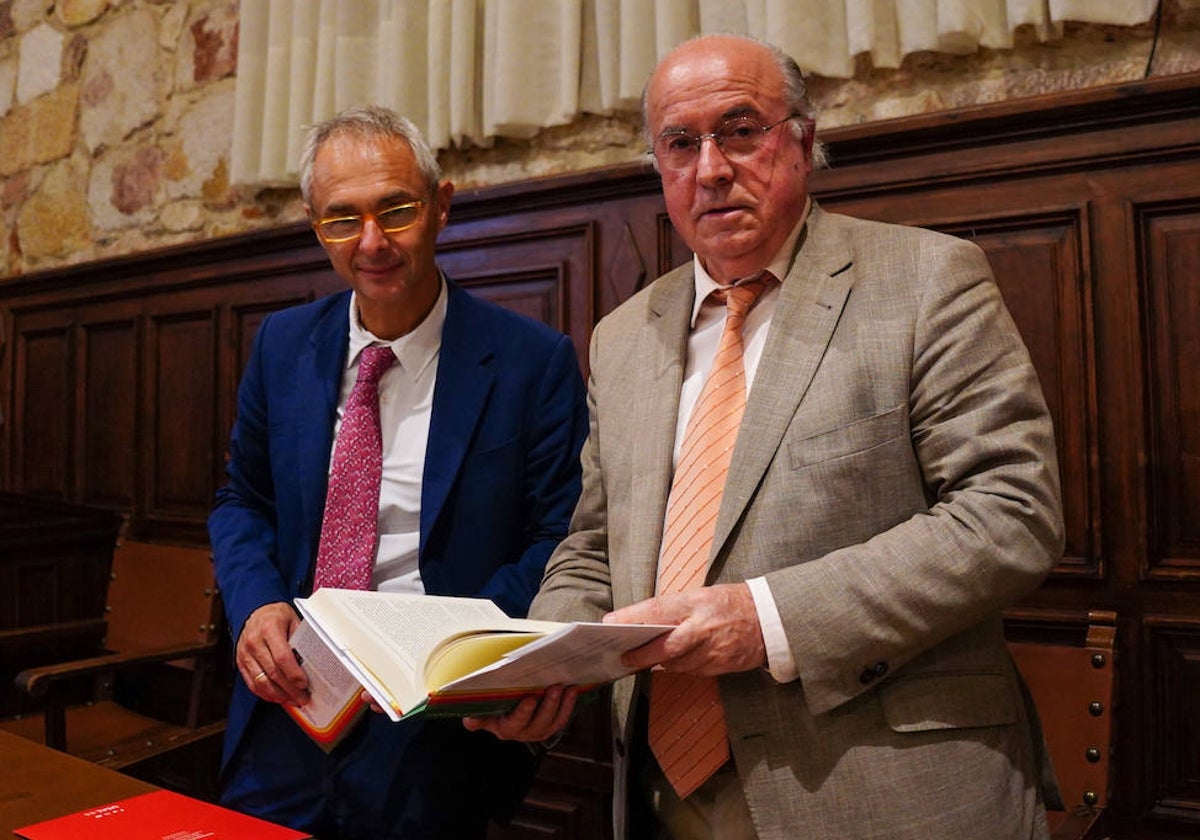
[604, 582, 766, 676]
[463, 685, 579, 742]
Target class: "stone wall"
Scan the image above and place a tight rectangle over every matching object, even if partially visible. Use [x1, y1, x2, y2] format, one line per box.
[1, 0, 1197, 280]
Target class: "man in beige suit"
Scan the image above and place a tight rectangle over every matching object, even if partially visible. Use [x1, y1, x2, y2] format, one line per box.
[469, 33, 1063, 839]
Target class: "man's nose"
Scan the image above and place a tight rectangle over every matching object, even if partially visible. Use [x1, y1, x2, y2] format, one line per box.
[358, 216, 389, 250]
[695, 136, 734, 186]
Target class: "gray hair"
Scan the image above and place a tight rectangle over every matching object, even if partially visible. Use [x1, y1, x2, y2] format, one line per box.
[299, 105, 442, 204]
[641, 34, 828, 170]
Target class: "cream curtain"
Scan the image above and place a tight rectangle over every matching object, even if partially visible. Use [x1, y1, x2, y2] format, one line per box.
[231, 0, 1159, 185]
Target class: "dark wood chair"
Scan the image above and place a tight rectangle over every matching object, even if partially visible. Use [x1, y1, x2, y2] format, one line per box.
[0, 537, 227, 796]
[0, 493, 124, 718]
[1007, 609, 1117, 840]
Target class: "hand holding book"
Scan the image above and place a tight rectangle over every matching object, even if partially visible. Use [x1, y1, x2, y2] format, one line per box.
[462, 682, 582, 744]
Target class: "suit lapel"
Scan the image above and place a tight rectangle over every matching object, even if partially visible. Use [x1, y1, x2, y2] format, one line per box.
[710, 207, 854, 574]
[627, 266, 694, 602]
[296, 293, 351, 545]
[420, 283, 495, 551]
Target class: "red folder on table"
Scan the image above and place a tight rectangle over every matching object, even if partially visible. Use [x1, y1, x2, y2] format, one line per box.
[14, 789, 311, 839]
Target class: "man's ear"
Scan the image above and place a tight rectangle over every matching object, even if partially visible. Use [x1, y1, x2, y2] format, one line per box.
[799, 121, 817, 172]
[434, 180, 455, 231]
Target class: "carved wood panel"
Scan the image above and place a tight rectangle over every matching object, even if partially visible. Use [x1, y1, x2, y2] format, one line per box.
[1139, 205, 1200, 580]
[80, 319, 138, 508]
[1143, 618, 1200, 827]
[145, 309, 217, 531]
[13, 327, 72, 497]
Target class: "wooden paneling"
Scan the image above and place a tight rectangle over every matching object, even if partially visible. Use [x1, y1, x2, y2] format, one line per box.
[2, 72, 1200, 838]
[14, 328, 72, 496]
[1139, 205, 1200, 580]
[146, 309, 216, 528]
[80, 320, 138, 508]
[1143, 618, 1200, 827]
[0, 231, 341, 542]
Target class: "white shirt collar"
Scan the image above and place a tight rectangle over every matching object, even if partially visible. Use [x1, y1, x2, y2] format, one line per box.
[689, 198, 811, 327]
[346, 275, 447, 379]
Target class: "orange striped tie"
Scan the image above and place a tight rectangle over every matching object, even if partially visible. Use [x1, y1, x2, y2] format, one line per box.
[648, 273, 772, 799]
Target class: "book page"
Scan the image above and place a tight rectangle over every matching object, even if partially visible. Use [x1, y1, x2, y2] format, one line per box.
[337, 591, 511, 668]
[422, 631, 544, 691]
[437, 622, 672, 694]
[283, 620, 367, 750]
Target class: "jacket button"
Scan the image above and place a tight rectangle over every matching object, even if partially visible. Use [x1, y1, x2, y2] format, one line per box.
[859, 662, 889, 685]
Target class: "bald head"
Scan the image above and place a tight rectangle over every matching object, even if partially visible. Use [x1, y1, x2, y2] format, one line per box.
[642, 35, 824, 169]
[641, 34, 818, 283]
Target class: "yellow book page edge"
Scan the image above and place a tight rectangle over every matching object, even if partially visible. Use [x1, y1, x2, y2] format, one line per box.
[422, 631, 545, 691]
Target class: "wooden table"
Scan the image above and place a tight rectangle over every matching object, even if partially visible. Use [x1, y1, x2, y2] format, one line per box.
[0, 730, 157, 835]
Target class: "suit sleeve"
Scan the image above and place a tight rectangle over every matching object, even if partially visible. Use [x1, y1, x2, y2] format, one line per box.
[476, 333, 589, 617]
[768, 237, 1064, 715]
[208, 314, 293, 645]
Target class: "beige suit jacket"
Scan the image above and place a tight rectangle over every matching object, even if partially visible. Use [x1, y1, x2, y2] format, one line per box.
[532, 204, 1064, 839]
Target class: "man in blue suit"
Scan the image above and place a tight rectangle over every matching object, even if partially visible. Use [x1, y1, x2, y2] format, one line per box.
[208, 105, 588, 839]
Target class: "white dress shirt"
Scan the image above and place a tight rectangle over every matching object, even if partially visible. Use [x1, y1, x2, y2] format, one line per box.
[333, 279, 447, 593]
[671, 203, 811, 683]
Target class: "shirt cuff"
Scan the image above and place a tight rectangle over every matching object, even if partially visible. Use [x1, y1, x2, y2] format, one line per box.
[746, 576, 799, 683]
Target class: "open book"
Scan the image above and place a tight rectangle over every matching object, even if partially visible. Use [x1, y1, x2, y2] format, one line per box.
[290, 588, 671, 735]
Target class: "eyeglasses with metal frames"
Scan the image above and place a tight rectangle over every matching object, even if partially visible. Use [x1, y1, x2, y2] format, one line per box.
[650, 113, 803, 170]
[314, 200, 427, 243]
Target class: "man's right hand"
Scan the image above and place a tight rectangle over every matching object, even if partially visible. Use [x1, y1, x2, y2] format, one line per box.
[236, 601, 310, 706]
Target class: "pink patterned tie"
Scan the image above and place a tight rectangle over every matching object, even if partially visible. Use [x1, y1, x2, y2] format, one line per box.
[648, 273, 772, 799]
[313, 344, 395, 591]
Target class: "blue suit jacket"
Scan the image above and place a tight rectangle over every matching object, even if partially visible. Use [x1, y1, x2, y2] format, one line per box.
[208, 281, 587, 781]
